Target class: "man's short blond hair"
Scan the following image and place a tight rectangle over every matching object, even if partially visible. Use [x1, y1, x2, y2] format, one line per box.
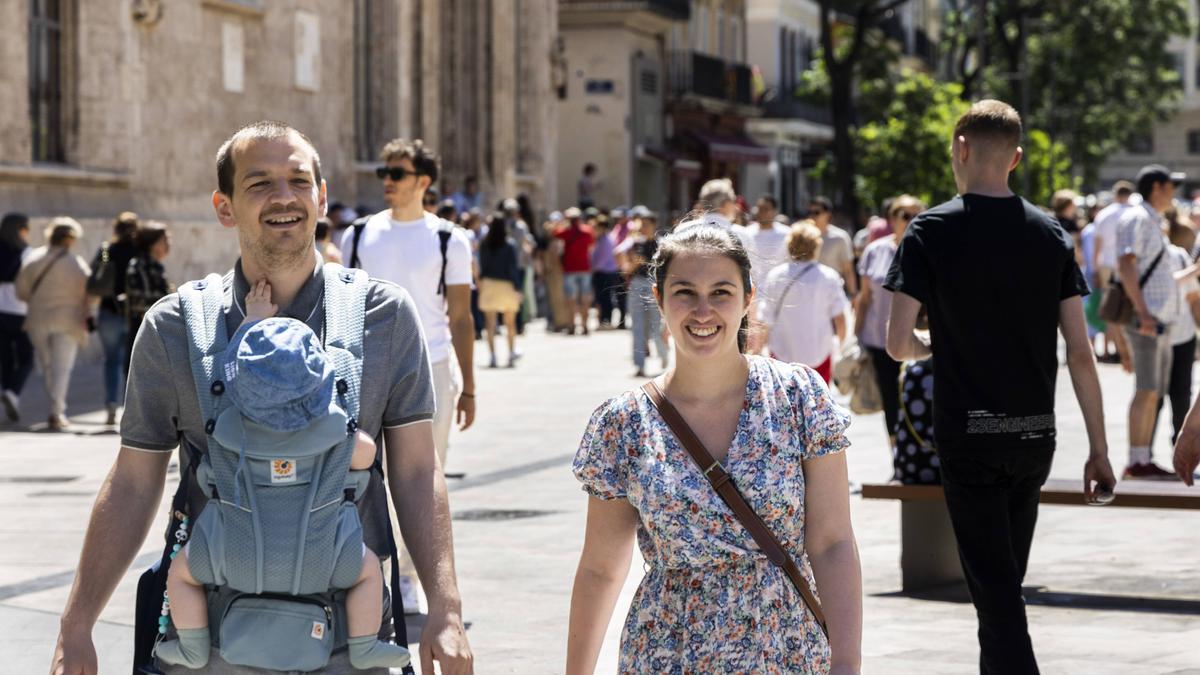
[698, 178, 737, 208]
[954, 99, 1022, 152]
[1050, 189, 1078, 216]
[786, 220, 823, 261]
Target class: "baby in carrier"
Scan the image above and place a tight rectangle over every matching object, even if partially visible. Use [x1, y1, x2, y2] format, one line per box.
[155, 280, 410, 670]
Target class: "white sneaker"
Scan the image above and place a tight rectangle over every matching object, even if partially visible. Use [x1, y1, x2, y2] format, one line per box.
[396, 575, 423, 615]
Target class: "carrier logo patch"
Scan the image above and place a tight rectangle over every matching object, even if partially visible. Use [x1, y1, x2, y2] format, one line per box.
[311, 621, 325, 640]
[271, 459, 297, 484]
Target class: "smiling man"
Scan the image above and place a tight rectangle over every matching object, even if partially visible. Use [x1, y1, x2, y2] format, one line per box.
[49, 121, 473, 675]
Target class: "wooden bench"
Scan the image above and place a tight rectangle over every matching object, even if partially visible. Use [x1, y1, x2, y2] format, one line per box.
[861, 479, 1200, 592]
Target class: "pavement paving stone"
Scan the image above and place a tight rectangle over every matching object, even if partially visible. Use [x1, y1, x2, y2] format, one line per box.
[1, 323, 1198, 672]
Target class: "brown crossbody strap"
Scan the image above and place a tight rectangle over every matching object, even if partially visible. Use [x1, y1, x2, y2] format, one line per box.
[641, 381, 829, 637]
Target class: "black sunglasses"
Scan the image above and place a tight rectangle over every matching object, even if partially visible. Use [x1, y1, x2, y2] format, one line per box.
[375, 166, 422, 181]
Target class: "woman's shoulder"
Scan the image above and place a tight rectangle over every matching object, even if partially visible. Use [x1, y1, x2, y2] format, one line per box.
[588, 388, 647, 423]
[750, 355, 824, 393]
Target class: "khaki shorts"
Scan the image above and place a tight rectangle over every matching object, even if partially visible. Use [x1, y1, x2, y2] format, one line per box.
[478, 277, 521, 313]
[1124, 327, 1173, 394]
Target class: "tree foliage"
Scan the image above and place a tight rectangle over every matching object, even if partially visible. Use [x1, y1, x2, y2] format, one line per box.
[943, 0, 1191, 185]
[854, 71, 969, 210]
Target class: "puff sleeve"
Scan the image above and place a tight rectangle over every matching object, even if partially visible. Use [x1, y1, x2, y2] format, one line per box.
[572, 397, 629, 500]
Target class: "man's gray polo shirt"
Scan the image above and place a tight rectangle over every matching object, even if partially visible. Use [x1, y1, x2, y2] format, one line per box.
[121, 259, 435, 552]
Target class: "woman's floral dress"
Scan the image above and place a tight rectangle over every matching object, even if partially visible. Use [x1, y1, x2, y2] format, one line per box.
[574, 356, 851, 674]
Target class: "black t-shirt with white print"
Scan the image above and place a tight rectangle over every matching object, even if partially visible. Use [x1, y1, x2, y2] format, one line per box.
[884, 194, 1089, 453]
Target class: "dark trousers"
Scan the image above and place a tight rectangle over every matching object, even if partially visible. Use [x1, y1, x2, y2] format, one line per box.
[1153, 336, 1195, 448]
[940, 447, 1054, 675]
[592, 271, 622, 325]
[613, 274, 628, 327]
[0, 312, 34, 396]
[866, 344, 901, 439]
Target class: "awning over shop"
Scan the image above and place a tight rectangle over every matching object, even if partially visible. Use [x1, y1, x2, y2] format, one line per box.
[686, 130, 772, 164]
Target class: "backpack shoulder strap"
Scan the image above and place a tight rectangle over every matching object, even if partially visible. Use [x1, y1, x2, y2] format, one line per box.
[178, 273, 231, 431]
[436, 219, 454, 296]
[348, 216, 371, 270]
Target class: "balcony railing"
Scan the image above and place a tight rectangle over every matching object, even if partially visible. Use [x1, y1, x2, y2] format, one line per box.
[560, 0, 689, 19]
[761, 96, 833, 126]
[668, 50, 755, 106]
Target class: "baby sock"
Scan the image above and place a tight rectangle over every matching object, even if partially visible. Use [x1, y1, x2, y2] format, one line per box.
[154, 626, 210, 669]
[347, 634, 412, 669]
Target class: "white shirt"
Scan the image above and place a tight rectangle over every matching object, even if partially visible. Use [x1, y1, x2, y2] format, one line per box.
[1168, 245, 1198, 346]
[1093, 201, 1130, 268]
[743, 222, 792, 291]
[758, 261, 848, 366]
[340, 210, 473, 363]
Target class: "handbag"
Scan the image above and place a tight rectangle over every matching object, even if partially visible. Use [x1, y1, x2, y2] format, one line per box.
[1099, 245, 1164, 325]
[640, 381, 829, 638]
[833, 337, 882, 414]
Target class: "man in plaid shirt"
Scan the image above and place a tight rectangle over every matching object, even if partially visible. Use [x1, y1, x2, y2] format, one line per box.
[1116, 164, 1185, 480]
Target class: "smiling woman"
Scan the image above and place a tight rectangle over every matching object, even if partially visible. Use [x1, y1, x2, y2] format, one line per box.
[566, 218, 864, 675]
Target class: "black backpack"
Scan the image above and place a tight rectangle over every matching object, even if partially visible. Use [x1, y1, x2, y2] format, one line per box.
[86, 242, 119, 298]
[348, 215, 455, 295]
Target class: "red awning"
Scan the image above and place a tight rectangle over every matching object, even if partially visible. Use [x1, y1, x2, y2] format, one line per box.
[686, 130, 772, 164]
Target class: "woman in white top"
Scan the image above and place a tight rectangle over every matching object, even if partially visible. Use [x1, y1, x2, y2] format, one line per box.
[15, 217, 92, 431]
[758, 221, 848, 383]
[0, 213, 34, 422]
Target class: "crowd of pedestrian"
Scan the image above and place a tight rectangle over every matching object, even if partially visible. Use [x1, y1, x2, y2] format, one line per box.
[26, 99, 1200, 675]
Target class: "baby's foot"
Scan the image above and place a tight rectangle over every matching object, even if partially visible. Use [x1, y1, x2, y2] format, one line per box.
[154, 626, 211, 669]
[244, 279, 278, 323]
[347, 635, 411, 669]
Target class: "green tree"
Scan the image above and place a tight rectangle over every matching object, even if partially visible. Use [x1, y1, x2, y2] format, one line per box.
[943, 0, 1191, 185]
[854, 71, 969, 210]
[1014, 129, 1079, 208]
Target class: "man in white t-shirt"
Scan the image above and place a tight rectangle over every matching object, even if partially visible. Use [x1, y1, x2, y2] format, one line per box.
[342, 139, 476, 612]
[342, 140, 476, 467]
[808, 195, 858, 295]
[744, 194, 792, 291]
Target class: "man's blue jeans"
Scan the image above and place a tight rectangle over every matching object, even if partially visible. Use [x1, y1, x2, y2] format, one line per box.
[98, 308, 128, 405]
[628, 276, 667, 370]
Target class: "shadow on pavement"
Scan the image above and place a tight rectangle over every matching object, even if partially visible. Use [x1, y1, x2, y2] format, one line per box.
[873, 584, 1200, 615]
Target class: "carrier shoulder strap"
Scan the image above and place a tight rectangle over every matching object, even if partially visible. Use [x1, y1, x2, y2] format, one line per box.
[178, 272, 232, 438]
[321, 263, 368, 424]
[348, 216, 371, 270]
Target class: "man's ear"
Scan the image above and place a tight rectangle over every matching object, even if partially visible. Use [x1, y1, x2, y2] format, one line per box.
[318, 179, 328, 217]
[213, 191, 237, 230]
[955, 135, 969, 164]
[1009, 146, 1024, 173]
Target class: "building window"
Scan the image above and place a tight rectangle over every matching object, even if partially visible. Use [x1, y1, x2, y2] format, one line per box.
[694, 4, 709, 53]
[716, 8, 725, 59]
[1127, 132, 1154, 155]
[730, 16, 741, 62]
[28, 0, 67, 163]
[353, 0, 374, 161]
[1189, 130, 1200, 154]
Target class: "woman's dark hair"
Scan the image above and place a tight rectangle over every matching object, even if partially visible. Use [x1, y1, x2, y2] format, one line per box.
[0, 212, 30, 250]
[135, 220, 168, 256]
[652, 218, 753, 353]
[315, 217, 332, 242]
[483, 215, 508, 250]
[113, 211, 139, 243]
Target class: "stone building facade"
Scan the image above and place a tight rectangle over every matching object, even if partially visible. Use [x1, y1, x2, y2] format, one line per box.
[3, 0, 558, 281]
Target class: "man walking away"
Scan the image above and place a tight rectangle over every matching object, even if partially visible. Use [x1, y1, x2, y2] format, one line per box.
[886, 100, 1115, 674]
[1116, 164, 1184, 480]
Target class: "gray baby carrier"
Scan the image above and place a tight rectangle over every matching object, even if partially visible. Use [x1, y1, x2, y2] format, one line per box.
[170, 265, 381, 671]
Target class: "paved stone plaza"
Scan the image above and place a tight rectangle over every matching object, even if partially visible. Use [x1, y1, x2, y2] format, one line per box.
[2, 324, 1198, 673]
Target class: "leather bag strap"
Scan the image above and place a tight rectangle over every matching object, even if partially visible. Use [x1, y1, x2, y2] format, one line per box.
[640, 380, 829, 636]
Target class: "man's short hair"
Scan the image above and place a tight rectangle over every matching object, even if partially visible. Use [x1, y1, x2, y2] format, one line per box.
[216, 121, 323, 197]
[756, 193, 778, 209]
[699, 178, 737, 208]
[583, 163, 597, 175]
[380, 138, 440, 184]
[1050, 189, 1078, 216]
[954, 99, 1022, 152]
[1112, 180, 1135, 198]
[809, 196, 833, 213]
